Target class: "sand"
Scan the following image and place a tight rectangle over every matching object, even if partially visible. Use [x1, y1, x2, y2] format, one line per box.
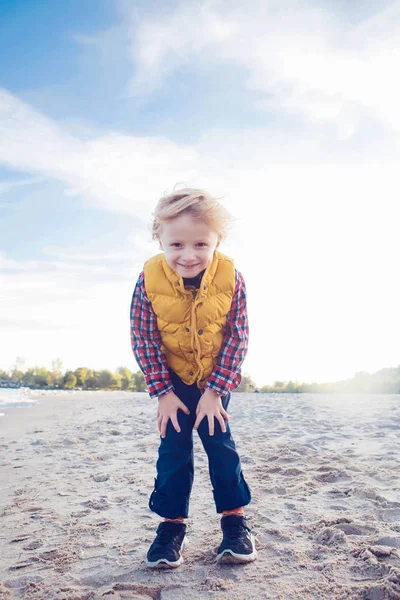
[1, 391, 400, 600]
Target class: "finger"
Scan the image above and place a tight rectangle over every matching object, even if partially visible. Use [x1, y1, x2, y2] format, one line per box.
[160, 418, 168, 439]
[178, 401, 190, 415]
[216, 412, 226, 433]
[193, 412, 204, 430]
[221, 409, 229, 421]
[171, 414, 181, 433]
[208, 414, 214, 437]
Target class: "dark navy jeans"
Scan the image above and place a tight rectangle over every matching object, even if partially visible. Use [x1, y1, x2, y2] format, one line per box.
[149, 371, 251, 519]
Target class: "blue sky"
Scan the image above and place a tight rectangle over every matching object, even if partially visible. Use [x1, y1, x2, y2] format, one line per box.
[0, 0, 270, 140]
[1, 0, 400, 385]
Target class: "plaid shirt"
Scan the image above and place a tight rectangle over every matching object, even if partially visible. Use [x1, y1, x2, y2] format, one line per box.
[130, 268, 249, 398]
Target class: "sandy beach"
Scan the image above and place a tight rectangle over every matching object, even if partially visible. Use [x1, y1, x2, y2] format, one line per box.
[1, 391, 400, 600]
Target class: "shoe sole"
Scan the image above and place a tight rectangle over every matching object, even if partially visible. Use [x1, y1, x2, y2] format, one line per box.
[146, 536, 189, 569]
[216, 534, 257, 564]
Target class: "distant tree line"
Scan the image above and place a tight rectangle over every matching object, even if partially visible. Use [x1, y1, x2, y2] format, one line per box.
[1, 359, 400, 394]
[0, 359, 147, 392]
[235, 366, 400, 394]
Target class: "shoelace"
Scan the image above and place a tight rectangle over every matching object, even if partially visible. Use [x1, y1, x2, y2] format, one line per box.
[222, 521, 248, 541]
[156, 523, 184, 544]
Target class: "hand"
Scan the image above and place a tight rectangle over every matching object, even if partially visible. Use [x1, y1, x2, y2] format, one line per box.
[193, 388, 229, 436]
[157, 391, 190, 438]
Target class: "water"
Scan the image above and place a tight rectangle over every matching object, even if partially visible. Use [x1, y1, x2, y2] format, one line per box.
[0, 388, 37, 416]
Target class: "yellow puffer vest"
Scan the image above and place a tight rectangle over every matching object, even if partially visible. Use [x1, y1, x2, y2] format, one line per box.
[144, 251, 235, 388]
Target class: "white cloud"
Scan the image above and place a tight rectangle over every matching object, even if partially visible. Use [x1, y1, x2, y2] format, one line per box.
[0, 88, 197, 219]
[129, 0, 400, 135]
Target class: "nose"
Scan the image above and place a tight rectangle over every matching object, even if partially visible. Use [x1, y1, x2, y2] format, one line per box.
[182, 246, 196, 262]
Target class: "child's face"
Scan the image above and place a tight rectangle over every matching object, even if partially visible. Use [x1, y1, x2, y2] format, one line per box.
[159, 213, 220, 278]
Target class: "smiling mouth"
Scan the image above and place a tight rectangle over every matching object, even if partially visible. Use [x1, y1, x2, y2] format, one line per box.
[178, 263, 200, 269]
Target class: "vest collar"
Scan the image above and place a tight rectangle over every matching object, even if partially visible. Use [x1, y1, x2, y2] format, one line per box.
[161, 252, 220, 297]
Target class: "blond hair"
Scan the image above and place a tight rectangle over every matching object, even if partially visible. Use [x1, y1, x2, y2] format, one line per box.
[152, 187, 232, 242]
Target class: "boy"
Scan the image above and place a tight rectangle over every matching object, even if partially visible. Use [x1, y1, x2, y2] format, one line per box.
[130, 187, 256, 568]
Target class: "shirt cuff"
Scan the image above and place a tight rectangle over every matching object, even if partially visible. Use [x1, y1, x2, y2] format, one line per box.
[205, 366, 240, 397]
[144, 372, 174, 398]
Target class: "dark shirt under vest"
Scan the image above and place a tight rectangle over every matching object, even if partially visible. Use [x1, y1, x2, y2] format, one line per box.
[183, 270, 205, 289]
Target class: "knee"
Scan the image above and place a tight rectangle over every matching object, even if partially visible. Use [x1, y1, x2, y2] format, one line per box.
[158, 421, 193, 451]
[197, 417, 231, 445]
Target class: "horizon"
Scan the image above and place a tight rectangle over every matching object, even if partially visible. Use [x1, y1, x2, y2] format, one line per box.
[1, 0, 399, 386]
[2, 359, 399, 390]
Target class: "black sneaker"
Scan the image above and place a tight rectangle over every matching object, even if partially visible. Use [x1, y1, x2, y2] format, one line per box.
[216, 515, 257, 564]
[146, 521, 188, 568]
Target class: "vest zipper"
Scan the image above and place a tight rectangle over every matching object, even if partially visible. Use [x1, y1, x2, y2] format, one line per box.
[190, 294, 204, 381]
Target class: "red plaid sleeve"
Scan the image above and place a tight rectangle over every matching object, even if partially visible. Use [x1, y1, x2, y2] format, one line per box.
[205, 270, 249, 396]
[130, 271, 174, 398]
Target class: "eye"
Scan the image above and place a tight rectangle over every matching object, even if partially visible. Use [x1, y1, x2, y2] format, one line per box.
[197, 242, 207, 247]
[171, 243, 182, 248]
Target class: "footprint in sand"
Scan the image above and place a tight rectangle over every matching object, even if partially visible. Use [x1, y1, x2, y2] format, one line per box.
[375, 536, 400, 549]
[335, 522, 377, 536]
[71, 510, 91, 518]
[280, 467, 306, 477]
[368, 545, 395, 557]
[315, 526, 347, 546]
[315, 469, 350, 483]
[363, 581, 400, 600]
[81, 498, 110, 511]
[22, 540, 43, 550]
[376, 508, 400, 523]
[2, 575, 43, 594]
[91, 474, 110, 482]
[257, 528, 293, 544]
